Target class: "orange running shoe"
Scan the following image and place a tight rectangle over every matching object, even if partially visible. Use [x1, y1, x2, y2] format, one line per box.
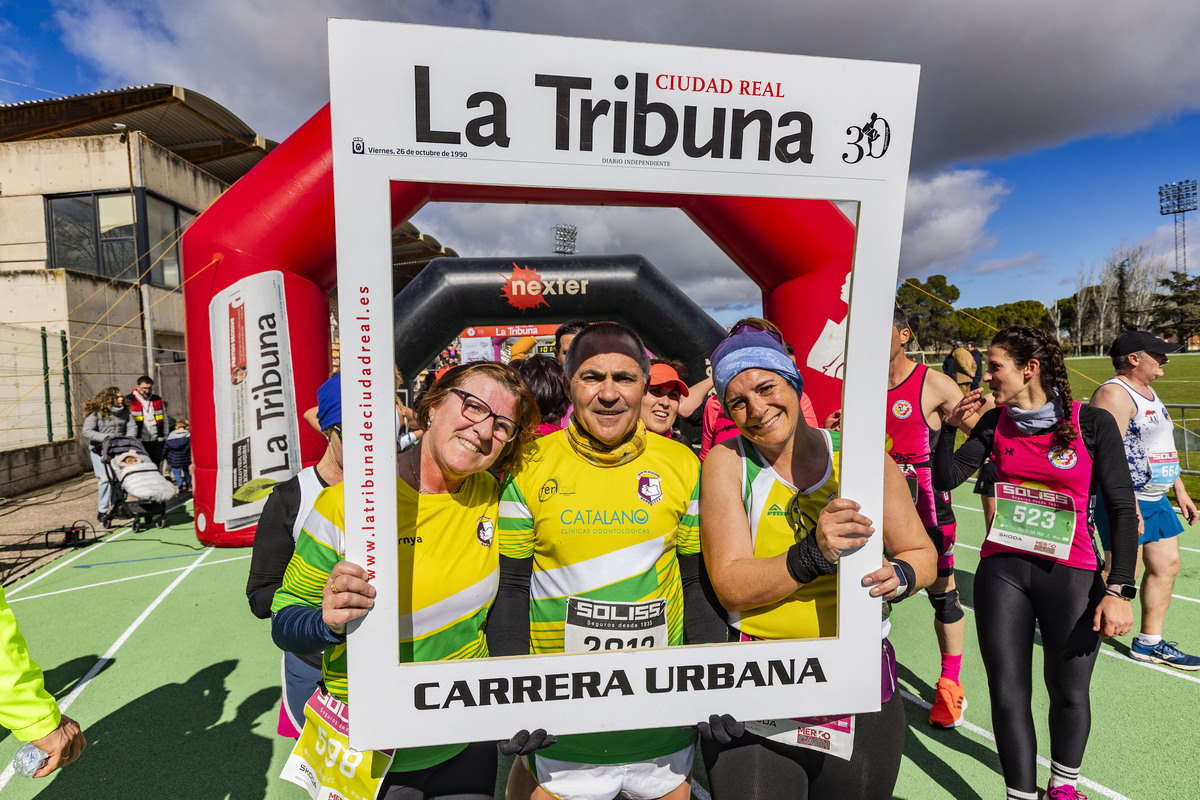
[929, 677, 966, 728]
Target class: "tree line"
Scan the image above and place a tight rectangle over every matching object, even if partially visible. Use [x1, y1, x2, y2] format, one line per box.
[897, 244, 1200, 356]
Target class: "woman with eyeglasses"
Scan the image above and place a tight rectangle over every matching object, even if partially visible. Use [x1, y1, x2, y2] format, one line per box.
[933, 326, 1137, 800]
[272, 361, 540, 799]
[698, 325, 935, 800]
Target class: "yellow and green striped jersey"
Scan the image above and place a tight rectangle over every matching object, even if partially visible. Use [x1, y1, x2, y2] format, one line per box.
[499, 429, 700, 764]
[272, 473, 502, 772]
[731, 431, 840, 641]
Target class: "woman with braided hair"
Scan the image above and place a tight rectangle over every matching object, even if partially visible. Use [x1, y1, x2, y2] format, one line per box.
[933, 326, 1138, 800]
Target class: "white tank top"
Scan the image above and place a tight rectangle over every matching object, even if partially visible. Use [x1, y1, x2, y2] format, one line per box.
[291, 467, 326, 543]
[1101, 377, 1180, 500]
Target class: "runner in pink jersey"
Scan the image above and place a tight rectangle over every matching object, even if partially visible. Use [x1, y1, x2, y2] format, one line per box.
[934, 326, 1137, 800]
[886, 307, 980, 729]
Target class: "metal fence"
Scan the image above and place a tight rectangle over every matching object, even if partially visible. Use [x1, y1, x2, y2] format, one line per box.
[0, 323, 74, 452]
[1168, 404, 1200, 476]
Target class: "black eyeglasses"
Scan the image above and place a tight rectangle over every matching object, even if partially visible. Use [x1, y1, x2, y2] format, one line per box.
[729, 321, 784, 345]
[1142, 351, 1169, 365]
[449, 389, 521, 443]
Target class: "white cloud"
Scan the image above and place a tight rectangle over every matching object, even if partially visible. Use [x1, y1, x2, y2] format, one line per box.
[39, 1, 1200, 314]
[899, 169, 1009, 275]
[46, 0, 1200, 165]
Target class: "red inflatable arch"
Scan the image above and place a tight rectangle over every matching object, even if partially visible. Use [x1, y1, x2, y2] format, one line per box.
[181, 104, 853, 547]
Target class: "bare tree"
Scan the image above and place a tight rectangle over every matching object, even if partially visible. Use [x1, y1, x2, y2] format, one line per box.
[1120, 243, 1172, 330]
[1091, 261, 1116, 354]
[1075, 262, 1090, 356]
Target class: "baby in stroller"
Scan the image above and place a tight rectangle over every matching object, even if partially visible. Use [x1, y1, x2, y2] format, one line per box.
[115, 450, 177, 504]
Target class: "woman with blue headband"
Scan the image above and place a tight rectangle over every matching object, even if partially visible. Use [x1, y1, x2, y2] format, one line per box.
[698, 323, 935, 800]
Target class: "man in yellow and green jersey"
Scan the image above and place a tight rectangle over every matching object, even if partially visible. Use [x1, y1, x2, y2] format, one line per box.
[491, 322, 723, 800]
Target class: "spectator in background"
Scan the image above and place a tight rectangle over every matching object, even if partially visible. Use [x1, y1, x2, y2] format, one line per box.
[554, 319, 589, 365]
[82, 386, 135, 525]
[508, 336, 537, 362]
[162, 419, 192, 493]
[125, 376, 168, 465]
[512, 354, 570, 436]
[642, 360, 693, 448]
[968, 343, 984, 391]
[246, 373, 344, 738]
[949, 342, 976, 395]
[0, 585, 86, 777]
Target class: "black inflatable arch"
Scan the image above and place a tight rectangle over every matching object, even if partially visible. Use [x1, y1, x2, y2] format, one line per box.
[393, 255, 727, 388]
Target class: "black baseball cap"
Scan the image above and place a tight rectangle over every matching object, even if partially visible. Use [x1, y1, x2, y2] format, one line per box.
[1109, 331, 1182, 359]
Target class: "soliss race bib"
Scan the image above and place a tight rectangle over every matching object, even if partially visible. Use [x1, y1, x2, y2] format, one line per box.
[988, 482, 1074, 561]
[563, 597, 668, 654]
[281, 689, 394, 800]
[1146, 451, 1181, 494]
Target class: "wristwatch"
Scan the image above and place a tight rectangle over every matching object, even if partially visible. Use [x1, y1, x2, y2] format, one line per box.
[1107, 583, 1137, 600]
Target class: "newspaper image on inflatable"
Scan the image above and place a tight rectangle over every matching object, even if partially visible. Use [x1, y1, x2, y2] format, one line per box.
[208, 271, 302, 530]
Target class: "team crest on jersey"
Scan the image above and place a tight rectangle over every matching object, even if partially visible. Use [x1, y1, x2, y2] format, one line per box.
[637, 471, 663, 505]
[1048, 446, 1078, 470]
[1144, 409, 1161, 425]
[476, 515, 495, 547]
[767, 503, 787, 517]
[891, 399, 914, 419]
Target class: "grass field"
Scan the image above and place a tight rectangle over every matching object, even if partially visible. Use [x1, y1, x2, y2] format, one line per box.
[1, 491, 1197, 800]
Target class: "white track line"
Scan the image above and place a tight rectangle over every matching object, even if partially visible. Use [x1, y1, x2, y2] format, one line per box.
[900, 690, 1133, 800]
[0, 545, 213, 789]
[4, 526, 133, 597]
[7, 555, 250, 602]
[5, 499, 192, 598]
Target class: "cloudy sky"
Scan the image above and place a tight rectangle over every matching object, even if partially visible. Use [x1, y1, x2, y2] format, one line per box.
[4, 0, 1200, 323]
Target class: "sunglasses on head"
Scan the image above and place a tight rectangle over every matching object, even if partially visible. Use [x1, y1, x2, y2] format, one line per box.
[729, 321, 784, 345]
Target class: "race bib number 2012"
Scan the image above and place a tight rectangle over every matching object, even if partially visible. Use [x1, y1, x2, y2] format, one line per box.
[563, 597, 669, 654]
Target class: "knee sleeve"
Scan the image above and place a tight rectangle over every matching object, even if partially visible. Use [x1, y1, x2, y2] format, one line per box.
[929, 589, 964, 624]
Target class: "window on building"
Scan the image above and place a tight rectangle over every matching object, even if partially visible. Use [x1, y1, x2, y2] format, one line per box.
[48, 192, 195, 288]
[147, 196, 194, 288]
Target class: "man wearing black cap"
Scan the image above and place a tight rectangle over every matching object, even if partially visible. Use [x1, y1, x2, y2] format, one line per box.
[1092, 331, 1199, 670]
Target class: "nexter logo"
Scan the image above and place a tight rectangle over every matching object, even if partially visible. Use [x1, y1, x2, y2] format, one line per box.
[500, 263, 590, 312]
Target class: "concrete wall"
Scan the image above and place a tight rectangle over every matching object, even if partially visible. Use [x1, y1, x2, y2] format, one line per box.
[0, 440, 87, 497]
[0, 132, 224, 480]
[0, 132, 227, 274]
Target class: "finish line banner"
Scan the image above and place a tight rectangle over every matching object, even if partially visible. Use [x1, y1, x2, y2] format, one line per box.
[330, 19, 919, 751]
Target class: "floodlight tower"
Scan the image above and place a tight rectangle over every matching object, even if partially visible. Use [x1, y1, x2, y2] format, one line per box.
[1158, 180, 1198, 272]
[552, 223, 577, 255]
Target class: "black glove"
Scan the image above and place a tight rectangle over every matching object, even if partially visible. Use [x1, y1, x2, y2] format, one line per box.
[499, 728, 557, 756]
[697, 714, 745, 744]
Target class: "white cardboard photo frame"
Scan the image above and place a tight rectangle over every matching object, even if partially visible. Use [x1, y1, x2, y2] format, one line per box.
[329, 19, 919, 751]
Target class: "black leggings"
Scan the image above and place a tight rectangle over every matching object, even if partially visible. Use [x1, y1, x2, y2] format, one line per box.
[975, 554, 1103, 795]
[702, 692, 905, 800]
[380, 741, 497, 800]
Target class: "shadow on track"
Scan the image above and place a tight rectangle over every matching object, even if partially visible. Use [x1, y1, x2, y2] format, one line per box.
[43, 660, 276, 798]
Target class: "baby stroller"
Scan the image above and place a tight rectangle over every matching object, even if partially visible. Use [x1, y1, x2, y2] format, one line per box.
[99, 436, 171, 531]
